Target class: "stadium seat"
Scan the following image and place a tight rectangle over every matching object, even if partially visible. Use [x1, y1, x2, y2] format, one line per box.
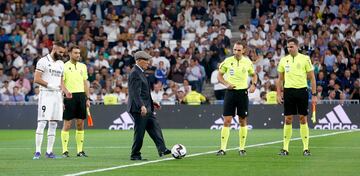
[184, 33, 196, 41]
[161, 33, 172, 42]
[181, 40, 191, 50]
[169, 40, 177, 51]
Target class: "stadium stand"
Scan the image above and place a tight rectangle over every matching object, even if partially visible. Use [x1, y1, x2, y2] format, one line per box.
[0, 0, 359, 105]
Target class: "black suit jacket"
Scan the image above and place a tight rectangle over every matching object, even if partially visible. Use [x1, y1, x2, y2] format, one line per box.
[251, 7, 264, 19]
[127, 65, 154, 114]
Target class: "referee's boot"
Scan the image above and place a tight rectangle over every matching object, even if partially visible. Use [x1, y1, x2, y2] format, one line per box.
[278, 149, 289, 156]
[303, 150, 311, 156]
[77, 151, 88, 157]
[216, 149, 226, 156]
[62, 151, 70, 158]
[239, 150, 247, 156]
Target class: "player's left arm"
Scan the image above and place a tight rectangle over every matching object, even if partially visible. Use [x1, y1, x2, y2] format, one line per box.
[84, 79, 90, 107]
[248, 62, 257, 93]
[306, 57, 317, 104]
[83, 65, 90, 107]
[307, 70, 317, 104]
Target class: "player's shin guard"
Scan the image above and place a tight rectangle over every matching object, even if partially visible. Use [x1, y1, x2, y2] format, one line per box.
[300, 123, 309, 151]
[61, 131, 69, 153]
[239, 126, 248, 150]
[47, 121, 58, 153]
[283, 124, 292, 151]
[220, 127, 230, 151]
[35, 121, 47, 153]
[76, 130, 84, 153]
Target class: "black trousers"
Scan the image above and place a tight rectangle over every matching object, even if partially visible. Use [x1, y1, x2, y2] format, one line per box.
[130, 112, 166, 158]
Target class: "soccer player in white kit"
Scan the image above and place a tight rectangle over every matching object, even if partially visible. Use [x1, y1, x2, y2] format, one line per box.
[33, 42, 71, 159]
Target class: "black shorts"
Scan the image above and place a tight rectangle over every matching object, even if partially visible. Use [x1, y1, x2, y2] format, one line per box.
[223, 89, 249, 118]
[63, 92, 87, 120]
[283, 88, 309, 116]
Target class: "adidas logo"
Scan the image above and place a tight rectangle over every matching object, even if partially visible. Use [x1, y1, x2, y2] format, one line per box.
[210, 116, 253, 130]
[314, 105, 358, 130]
[108, 111, 135, 130]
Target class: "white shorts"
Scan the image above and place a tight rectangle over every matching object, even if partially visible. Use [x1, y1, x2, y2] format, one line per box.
[37, 90, 63, 121]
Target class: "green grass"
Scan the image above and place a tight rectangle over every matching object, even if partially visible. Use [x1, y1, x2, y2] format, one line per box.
[0, 129, 359, 176]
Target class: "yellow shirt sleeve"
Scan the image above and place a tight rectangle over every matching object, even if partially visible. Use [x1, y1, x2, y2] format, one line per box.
[200, 94, 206, 102]
[218, 61, 227, 74]
[248, 60, 255, 75]
[277, 58, 285, 73]
[82, 64, 88, 80]
[305, 56, 313, 72]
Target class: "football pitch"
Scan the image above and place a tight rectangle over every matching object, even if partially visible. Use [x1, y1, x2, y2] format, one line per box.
[0, 129, 359, 176]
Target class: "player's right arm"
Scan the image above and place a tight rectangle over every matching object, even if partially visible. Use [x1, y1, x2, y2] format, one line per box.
[276, 58, 285, 104]
[276, 72, 284, 104]
[61, 76, 72, 98]
[34, 59, 59, 90]
[34, 70, 59, 90]
[217, 61, 235, 89]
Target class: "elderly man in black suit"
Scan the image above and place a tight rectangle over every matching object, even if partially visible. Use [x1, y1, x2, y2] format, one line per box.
[127, 50, 171, 161]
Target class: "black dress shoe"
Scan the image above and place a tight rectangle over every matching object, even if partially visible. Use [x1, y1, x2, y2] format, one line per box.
[130, 156, 147, 161]
[159, 148, 171, 157]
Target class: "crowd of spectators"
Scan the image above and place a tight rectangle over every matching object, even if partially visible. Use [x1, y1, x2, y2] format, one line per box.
[241, 0, 360, 104]
[0, 0, 359, 105]
[0, 0, 235, 105]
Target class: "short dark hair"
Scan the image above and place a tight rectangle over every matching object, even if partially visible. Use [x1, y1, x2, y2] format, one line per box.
[69, 45, 80, 52]
[234, 41, 246, 48]
[53, 41, 65, 48]
[287, 38, 299, 45]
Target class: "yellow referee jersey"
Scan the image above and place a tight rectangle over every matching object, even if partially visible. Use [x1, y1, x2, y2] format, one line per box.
[183, 91, 206, 105]
[277, 53, 313, 88]
[63, 61, 88, 93]
[218, 56, 254, 89]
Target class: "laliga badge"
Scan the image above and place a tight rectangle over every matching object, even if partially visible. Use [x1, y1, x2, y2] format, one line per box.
[229, 68, 234, 76]
[285, 65, 290, 72]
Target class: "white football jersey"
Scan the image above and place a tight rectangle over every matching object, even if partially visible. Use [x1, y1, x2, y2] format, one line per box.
[36, 54, 64, 91]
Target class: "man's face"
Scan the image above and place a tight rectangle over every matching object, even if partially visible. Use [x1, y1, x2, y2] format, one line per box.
[70, 48, 81, 61]
[54, 46, 65, 60]
[233, 44, 245, 58]
[287, 42, 298, 56]
[138, 59, 150, 70]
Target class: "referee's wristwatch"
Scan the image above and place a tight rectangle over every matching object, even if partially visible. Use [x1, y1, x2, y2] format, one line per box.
[312, 92, 317, 96]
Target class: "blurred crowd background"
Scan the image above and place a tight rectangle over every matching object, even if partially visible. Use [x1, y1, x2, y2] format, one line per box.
[0, 0, 359, 105]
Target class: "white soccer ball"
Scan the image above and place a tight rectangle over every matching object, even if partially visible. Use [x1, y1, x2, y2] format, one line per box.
[171, 144, 186, 159]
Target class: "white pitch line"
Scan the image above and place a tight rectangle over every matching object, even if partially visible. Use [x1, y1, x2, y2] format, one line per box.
[64, 130, 357, 176]
[0, 146, 222, 150]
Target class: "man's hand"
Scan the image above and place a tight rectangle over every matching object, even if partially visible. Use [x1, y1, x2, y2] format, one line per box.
[249, 84, 256, 93]
[277, 94, 283, 104]
[86, 99, 91, 107]
[64, 91, 72, 99]
[154, 102, 161, 110]
[311, 95, 318, 105]
[141, 106, 147, 117]
[226, 83, 236, 90]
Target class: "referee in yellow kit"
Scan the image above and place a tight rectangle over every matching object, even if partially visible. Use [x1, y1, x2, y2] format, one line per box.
[61, 45, 90, 157]
[276, 38, 317, 156]
[183, 86, 207, 105]
[216, 41, 257, 156]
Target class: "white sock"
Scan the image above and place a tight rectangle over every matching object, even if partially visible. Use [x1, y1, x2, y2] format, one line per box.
[46, 121, 57, 154]
[35, 121, 47, 153]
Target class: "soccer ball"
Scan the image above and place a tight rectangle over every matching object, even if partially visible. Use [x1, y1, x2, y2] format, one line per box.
[171, 144, 186, 159]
